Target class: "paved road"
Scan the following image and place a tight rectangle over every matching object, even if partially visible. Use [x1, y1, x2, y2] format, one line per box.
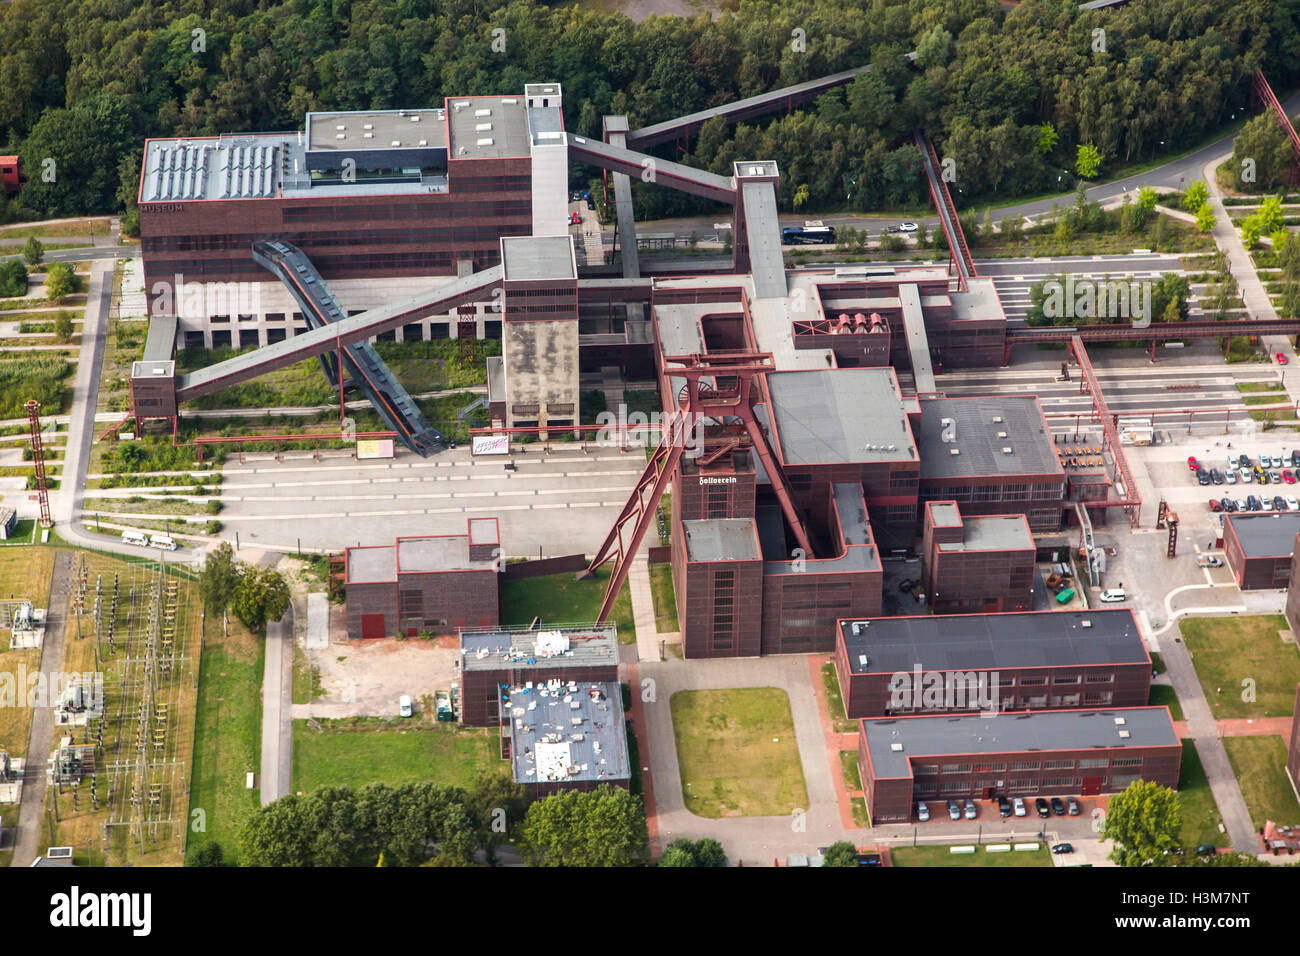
[260, 607, 293, 805]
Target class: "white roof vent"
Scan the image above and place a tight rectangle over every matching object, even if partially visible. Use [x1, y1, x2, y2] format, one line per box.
[997, 431, 1008, 439]
[476, 138, 494, 147]
[46, 847, 74, 859]
[1081, 619, 1092, 628]
[410, 115, 421, 122]
[992, 416, 1004, 423]
[418, 139, 428, 146]
[1002, 446, 1014, 454]
[335, 133, 345, 140]
[363, 132, 373, 139]
[475, 123, 492, 131]
[390, 140, 401, 147]
[949, 448, 960, 456]
[890, 743, 904, 752]
[1118, 730, 1131, 739]
[335, 124, 346, 131]
[363, 124, 374, 130]
[858, 654, 869, 668]
[1114, 717, 1126, 725]
[502, 97, 518, 104]
[474, 108, 491, 117]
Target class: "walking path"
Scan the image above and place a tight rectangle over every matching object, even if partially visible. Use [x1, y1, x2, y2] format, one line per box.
[259, 606, 293, 805]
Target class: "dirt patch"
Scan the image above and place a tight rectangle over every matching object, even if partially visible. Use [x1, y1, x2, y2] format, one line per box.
[306, 639, 460, 717]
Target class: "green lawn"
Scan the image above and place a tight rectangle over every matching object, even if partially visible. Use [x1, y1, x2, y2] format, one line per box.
[670, 687, 808, 818]
[1150, 652, 1166, 676]
[890, 845, 1053, 867]
[187, 627, 265, 864]
[821, 661, 855, 733]
[1148, 684, 1184, 721]
[291, 644, 323, 705]
[291, 718, 499, 794]
[499, 566, 636, 644]
[839, 750, 863, 791]
[1180, 615, 1300, 718]
[648, 562, 678, 632]
[1177, 740, 1228, 849]
[1223, 736, 1300, 829]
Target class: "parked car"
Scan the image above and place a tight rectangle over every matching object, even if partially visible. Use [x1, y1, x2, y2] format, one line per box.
[1235, 498, 1249, 512]
[1197, 555, 1224, 568]
[1225, 468, 1237, 484]
[1197, 468, 1210, 485]
[998, 797, 1012, 818]
[1035, 797, 1051, 818]
[1208, 498, 1222, 512]
[1012, 797, 1027, 817]
[1210, 468, 1224, 485]
[964, 800, 978, 820]
[398, 695, 413, 718]
[916, 801, 930, 822]
[1247, 495, 1263, 511]
[1278, 351, 1289, 365]
[1222, 497, 1237, 512]
[1187, 455, 1199, 471]
[1239, 468, 1253, 483]
[947, 799, 962, 821]
[1050, 797, 1066, 816]
[1287, 495, 1299, 511]
[1285, 469, 1296, 484]
[1227, 454, 1240, 470]
[1099, 588, 1127, 603]
[1291, 450, 1300, 468]
[569, 211, 582, 225]
[1051, 843, 1075, 855]
[898, 221, 919, 232]
[1194, 843, 1217, 856]
[1271, 471, 1283, 485]
[1275, 495, 1288, 512]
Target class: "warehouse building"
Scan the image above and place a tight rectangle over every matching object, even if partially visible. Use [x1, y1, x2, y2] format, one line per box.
[343, 519, 501, 639]
[1223, 512, 1300, 589]
[1288, 684, 1300, 798]
[138, 86, 569, 348]
[834, 608, 1152, 719]
[459, 624, 628, 795]
[920, 501, 1035, 613]
[858, 706, 1181, 824]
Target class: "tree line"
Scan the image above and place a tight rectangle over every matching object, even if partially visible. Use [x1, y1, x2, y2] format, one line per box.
[0, 0, 1297, 227]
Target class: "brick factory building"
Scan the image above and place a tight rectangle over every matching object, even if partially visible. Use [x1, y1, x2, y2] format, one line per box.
[343, 518, 501, 639]
[1288, 684, 1300, 799]
[920, 501, 1035, 613]
[138, 85, 569, 348]
[834, 608, 1152, 719]
[858, 706, 1181, 824]
[1223, 513, 1300, 590]
[1287, 534, 1300, 634]
[459, 624, 628, 795]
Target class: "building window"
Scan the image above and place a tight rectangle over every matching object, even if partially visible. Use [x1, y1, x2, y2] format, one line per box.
[1079, 758, 1109, 769]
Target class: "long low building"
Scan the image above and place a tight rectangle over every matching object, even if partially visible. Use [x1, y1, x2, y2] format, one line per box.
[1223, 512, 1300, 589]
[834, 609, 1152, 719]
[858, 706, 1181, 824]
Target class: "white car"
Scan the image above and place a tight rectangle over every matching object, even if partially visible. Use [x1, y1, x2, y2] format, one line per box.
[1099, 588, 1127, 603]
[1013, 797, 1027, 817]
[1196, 556, 1224, 568]
[1224, 469, 1237, 484]
[917, 801, 930, 822]
[1288, 496, 1299, 511]
[398, 695, 413, 718]
[1239, 468, 1253, 483]
[899, 221, 919, 232]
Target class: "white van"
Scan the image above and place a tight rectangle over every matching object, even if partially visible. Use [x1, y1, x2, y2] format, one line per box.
[121, 530, 148, 547]
[149, 534, 178, 551]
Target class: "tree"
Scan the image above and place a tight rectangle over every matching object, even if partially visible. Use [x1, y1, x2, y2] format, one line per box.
[23, 236, 43, 266]
[518, 785, 648, 867]
[53, 311, 73, 343]
[185, 842, 225, 867]
[1136, 186, 1158, 211]
[1230, 113, 1295, 192]
[1195, 205, 1217, 234]
[198, 542, 240, 616]
[1183, 180, 1210, 212]
[1103, 780, 1183, 866]
[822, 841, 859, 867]
[792, 184, 810, 211]
[232, 563, 291, 634]
[1241, 216, 1262, 250]
[0, 260, 27, 298]
[1035, 123, 1058, 156]
[914, 25, 953, 69]
[657, 837, 725, 867]
[1075, 143, 1102, 180]
[44, 261, 78, 301]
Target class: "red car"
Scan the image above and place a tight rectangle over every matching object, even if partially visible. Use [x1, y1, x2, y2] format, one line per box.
[1188, 456, 1199, 471]
[1278, 352, 1289, 365]
[569, 212, 582, 225]
[1209, 498, 1223, 512]
[1285, 469, 1296, 484]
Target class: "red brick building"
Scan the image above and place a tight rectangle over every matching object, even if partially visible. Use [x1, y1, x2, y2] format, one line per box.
[858, 706, 1182, 824]
[920, 501, 1034, 613]
[344, 518, 500, 639]
[834, 608, 1152, 719]
[1223, 513, 1300, 590]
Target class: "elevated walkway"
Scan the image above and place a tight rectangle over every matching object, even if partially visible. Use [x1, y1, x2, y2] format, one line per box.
[567, 134, 736, 203]
[251, 240, 448, 456]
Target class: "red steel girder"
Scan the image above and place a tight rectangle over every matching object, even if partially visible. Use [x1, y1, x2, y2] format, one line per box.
[25, 400, 52, 529]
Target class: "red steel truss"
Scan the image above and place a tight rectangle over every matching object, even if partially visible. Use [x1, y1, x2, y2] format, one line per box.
[586, 351, 814, 626]
[1069, 337, 1141, 527]
[25, 400, 52, 529]
[1251, 72, 1300, 186]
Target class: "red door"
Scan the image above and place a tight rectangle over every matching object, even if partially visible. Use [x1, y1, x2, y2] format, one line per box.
[1081, 776, 1103, 796]
[360, 613, 386, 640]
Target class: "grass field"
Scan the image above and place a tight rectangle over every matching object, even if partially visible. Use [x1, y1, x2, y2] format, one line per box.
[499, 566, 636, 644]
[821, 661, 855, 733]
[291, 718, 499, 794]
[1177, 740, 1228, 849]
[890, 845, 1053, 867]
[1180, 615, 1300, 718]
[1223, 736, 1300, 829]
[1148, 684, 1184, 721]
[670, 687, 808, 818]
[187, 621, 265, 864]
[0, 548, 55, 760]
[291, 644, 323, 705]
[648, 562, 678, 632]
[838, 751, 870, 826]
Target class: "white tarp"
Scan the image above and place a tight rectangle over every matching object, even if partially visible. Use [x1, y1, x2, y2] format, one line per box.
[535, 740, 573, 781]
[472, 435, 510, 456]
[535, 630, 570, 657]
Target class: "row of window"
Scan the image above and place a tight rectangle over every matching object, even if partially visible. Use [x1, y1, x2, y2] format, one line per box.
[915, 754, 1142, 775]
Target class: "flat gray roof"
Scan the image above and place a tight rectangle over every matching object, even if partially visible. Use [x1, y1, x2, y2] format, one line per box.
[899, 283, 936, 394]
[941, 515, 1033, 553]
[486, 355, 505, 402]
[741, 181, 787, 300]
[505, 680, 629, 786]
[501, 235, 576, 281]
[764, 482, 880, 573]
[346, 545, 397, 584]
[397, 535, 489, 572]
[447, 96, 530, 159]
[928, 501, 962, 527]
[527, 104, 565, 147]
[460, 624, 619, 673]
[306, 109, 447, 151]
[1225, 512, 1300, 557]
[683, 518, 761, 562]
[917, 396, 1062, 479]
[767, 368, 918, 465]
[864, 706, 1177, 778]
[950, 277, 1005, 322]
[840, 608, 1148, 676]
[142, 315, 177, 362]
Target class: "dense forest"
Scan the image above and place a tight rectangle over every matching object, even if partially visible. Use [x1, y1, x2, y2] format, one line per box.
[1, 0, 1298, 224]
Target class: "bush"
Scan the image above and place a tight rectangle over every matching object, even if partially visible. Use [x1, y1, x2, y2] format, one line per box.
[206, 500, 223, 515]
[44, 261, 80, 301]
[205, 520, 222, 535]
[0, 259, 27, 297]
